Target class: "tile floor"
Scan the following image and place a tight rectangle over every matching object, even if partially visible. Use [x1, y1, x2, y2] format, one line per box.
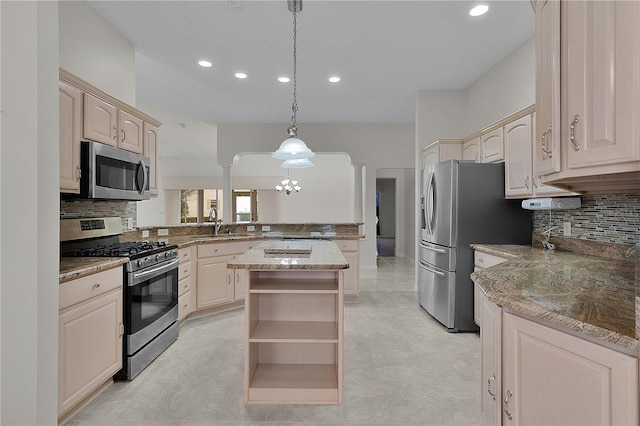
[66, 256, 482, 425]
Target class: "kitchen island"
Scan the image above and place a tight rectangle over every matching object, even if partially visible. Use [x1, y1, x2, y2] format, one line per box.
[228, 240, 349, 405]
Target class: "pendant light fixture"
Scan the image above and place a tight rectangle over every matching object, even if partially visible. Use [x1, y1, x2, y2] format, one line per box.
[272, 0, 315, 161]
[275, 169, 302, 195]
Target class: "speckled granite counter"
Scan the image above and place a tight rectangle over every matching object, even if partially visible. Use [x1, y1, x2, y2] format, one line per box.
[471, 243, 640, 354]
[229, 241, 349, 270]
[59, 257, 128, 283]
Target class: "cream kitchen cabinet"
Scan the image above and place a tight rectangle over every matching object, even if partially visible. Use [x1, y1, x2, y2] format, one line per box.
[196, 241, 258, 310]
[478, 288, 502, 426]
[84, 93, 118, 147]
[480, 129, 504, 163]
[536, 0, 640, 193]
[421, 139, 463, 170]
[178, 246, 194, 321]
[143, 122, 159, 196]
[502, 312, 638, 425]
[505, 113, 575, 198]
[59, 80, 82, 194]
[336, 239, 359, 302]
[462, 138, 480, 162]
[58, 267, 123, 418]
[118, 110, 143, 154]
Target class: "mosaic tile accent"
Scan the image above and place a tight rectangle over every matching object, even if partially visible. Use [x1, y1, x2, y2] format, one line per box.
[533, 194, 640, 245]
[60, 200, 137, 230]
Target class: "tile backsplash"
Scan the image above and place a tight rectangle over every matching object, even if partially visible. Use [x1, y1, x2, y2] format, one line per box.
[533, 194, 640, 245]
[60, 200, 137, 230]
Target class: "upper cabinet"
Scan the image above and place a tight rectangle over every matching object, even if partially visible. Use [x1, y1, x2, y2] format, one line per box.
[421, 139, 463, 171]
[60, 69, 162, 195]
[535, 0, 640, 194]
[480, 128, 504, 163]
[59, 81, 83, 194]
[462, 138, 479, 162]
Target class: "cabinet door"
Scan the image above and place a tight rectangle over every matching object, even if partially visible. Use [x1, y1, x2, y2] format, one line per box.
[502, 312, 638, 425]
[118, 110, 144, 154]
[480, 292, 502, 426]
[422, 146, 439, 171]
[143, 122, 159, 195]
[564, 0, 640, 168]
[196, 255, 234, 309]
[480, 128, 504, 163]
[59, 81, 82, 193]
[341, 251, 359, 297]
[462, 139, 479, 162]
[59, 288, 123, 415]
[534, 0, 561, 176]
[504, 115, 533, 198]
[233, 269, 245, 301]
[84, 93, 117, 146]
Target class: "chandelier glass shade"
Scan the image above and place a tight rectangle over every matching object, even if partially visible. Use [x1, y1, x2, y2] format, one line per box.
[275, 170, 301, 195]
[273, 0, 315, 161]
[280, 157, 314, 168]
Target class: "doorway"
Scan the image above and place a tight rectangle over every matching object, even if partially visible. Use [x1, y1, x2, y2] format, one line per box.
[376, 178, 396, 257]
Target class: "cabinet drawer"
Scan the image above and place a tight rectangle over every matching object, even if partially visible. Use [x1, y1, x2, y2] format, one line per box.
[60, 267, 123, 311]
[336, 239, 358, 252]
[474, 251, 508, 269]
[178, 247, 192, 263]
[178, 275, 192, 297]
[198, 241, 255, 258]
[178, 290, 193, 321]
[179, 261, 192, 280]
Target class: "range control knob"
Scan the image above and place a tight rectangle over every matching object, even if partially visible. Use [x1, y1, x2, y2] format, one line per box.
[137, 259, 143, 268]
[155, 254, 160, 262]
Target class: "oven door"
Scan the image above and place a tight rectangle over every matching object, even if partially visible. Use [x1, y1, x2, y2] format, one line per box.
[125, 258, 179, 355]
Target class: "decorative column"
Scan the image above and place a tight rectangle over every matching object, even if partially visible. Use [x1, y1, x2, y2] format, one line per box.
[222, 164, 232, 223]
[353, 163, 364, 223]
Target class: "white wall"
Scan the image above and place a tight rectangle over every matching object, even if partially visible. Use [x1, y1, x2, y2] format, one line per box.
[464, 37, 535, 134]
[59, 1, 136, 105]
[1, 1, 59, 423]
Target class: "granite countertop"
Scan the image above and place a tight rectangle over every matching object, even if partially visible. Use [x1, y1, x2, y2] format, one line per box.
[228, 241, 349, 270]
[59, 257, 128, 283]
[471, 244, 640, 354]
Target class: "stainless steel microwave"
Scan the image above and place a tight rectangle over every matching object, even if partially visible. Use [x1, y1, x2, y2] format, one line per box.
[80, 141, 150, 201]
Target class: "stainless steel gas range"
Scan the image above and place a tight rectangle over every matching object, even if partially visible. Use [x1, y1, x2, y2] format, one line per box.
[60, 217, 179, 380]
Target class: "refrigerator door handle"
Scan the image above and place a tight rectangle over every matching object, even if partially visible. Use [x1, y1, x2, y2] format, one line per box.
[425, 171, 436, 234]
[419, 242, 446, 253]
[419, 261, 445, 277]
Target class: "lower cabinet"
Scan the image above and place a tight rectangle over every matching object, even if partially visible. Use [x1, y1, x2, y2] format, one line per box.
[336, 239, 359, 301]
[478, 286, 502, 426]
[58, 268, 123, 418]
[502, 312, 638, 425]
[196, 241, 257, 311]
[178, 246, 194, 321]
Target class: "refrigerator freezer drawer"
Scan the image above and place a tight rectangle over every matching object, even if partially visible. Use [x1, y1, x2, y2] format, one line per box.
[419, 240, 456, 271]
[418, 260, 455, 330]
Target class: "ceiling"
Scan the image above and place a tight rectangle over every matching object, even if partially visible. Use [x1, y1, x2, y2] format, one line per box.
[87, 0, 534, 125]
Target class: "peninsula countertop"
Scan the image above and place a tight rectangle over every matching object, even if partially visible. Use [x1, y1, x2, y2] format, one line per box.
[228, 241, 349, 270]
[471, 244, 639, 354]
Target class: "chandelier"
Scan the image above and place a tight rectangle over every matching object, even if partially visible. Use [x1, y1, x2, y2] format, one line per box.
[275, 170, 301, 195]
[272, 0, 315, 162]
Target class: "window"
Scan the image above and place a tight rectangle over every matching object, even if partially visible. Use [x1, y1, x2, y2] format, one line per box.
[179, 189, 223, 223]
[232, 190, 257, 223]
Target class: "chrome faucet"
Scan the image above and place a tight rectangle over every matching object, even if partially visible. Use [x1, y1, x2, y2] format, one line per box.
[209, 205, 221, 236]
[215, 220, 222, 236]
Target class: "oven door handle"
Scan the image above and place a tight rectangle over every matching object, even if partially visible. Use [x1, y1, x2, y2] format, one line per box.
[130, 258, 179, 286]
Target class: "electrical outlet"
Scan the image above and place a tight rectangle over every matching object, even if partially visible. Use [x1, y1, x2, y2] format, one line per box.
[142, 230, 150, 238]
[126, 218, 134, 230]
[563, 222, 571, 236]
[262, 225, 271, 232]
[157, 229, 169, 236]
[247, 225, 255, 232]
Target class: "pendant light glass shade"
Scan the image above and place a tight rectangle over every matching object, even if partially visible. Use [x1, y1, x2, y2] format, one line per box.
[281, 158, 314, 168]
[273, 137, 315, 160]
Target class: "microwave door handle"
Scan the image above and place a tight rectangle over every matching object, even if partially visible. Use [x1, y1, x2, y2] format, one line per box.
[130, 258, 179, 286]
[135, 160, 147, 195]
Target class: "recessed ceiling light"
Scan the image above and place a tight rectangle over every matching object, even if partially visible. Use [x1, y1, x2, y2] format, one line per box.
[329, 76, 341, 83]
[469, 4, 489, 17]
[278, 76, 290, 83]
[198, 60, 212, 68]
[235, 72, 248, 79]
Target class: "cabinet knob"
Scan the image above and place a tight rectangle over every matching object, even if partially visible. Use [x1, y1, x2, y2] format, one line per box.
[121, 128, 126, 142]
[112, 125, 117, 140]
[76, 165, 82, 181]
[504, 390, 513, 420]
[93, 283, 101, 289]
[118, 322, 124, 338]
[524, 176, 530, 189]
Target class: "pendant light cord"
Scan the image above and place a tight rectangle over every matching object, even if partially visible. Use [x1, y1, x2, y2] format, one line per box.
[289, 3, 298, 135]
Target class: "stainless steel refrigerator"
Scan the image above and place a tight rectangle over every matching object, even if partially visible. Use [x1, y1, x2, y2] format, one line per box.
[419, 160, 531, 332]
